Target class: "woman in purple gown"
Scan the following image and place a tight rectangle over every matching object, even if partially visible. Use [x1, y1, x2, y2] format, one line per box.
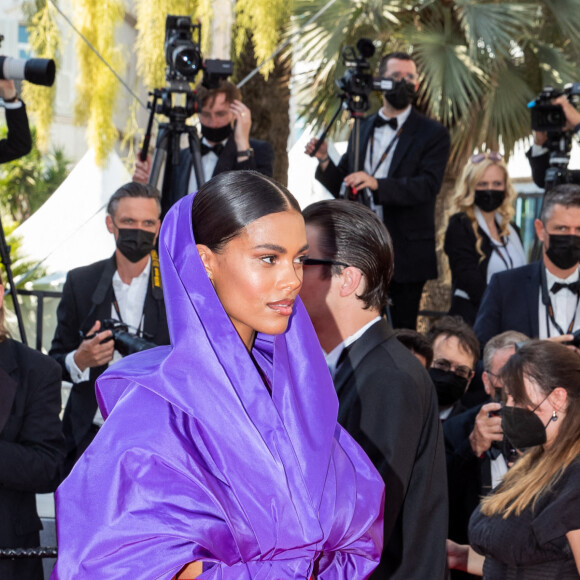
[51, 171, 384, 579]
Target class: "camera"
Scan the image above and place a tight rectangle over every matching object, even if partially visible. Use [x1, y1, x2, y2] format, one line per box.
[568, 328, 580, 348]
[337, 38, 388, 114]
[529, 83, 580, 132]
[98, 319, 158, 357]
[0, 35, 55, 87]
[164, 16, 233, 88]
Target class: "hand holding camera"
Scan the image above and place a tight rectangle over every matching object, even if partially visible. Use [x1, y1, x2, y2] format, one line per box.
[74, 320, 115, 372]
[469, 402, 503, 457]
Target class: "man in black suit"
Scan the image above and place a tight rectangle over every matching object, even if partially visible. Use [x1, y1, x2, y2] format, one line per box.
[0, 272, 65, 580]
[134, 80, 274, 213]
[305, 52, 450, 330]
[0, 79, 32, 164]
[443, 330, 526, 580]
[474, 184, 580, 347]
[49, 182, 170, 471]
[300, 200, 447, 580]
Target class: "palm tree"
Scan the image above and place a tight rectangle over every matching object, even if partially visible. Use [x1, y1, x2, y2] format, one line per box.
[290, 0, 580, 320]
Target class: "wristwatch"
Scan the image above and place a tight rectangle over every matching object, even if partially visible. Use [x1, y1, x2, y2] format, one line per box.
[237, 148, 254, 160]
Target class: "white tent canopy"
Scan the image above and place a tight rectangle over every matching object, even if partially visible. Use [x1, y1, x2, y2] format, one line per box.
[14, 148, 131, 285]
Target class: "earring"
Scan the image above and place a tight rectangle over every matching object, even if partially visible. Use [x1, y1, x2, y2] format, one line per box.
[552, 410, 558, 422]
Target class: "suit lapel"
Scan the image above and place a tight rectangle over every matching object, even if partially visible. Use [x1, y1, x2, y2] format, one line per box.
[528, 261, 542, 338]
[212, 135, 237, 176]
[0, 341, 18, 433]
[388, 108, 418, 177]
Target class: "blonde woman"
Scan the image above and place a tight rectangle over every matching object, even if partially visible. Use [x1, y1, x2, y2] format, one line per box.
[443, 152, 526, 325]
[448, 340, 580, 578]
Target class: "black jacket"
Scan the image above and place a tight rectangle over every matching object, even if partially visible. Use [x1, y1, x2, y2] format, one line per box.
[316, 109, 450, 283]
[49, 255, 170, 456]
[0, 338, 65, 580]
[0, 102, 32, 164]
[334, 319, 448, 579]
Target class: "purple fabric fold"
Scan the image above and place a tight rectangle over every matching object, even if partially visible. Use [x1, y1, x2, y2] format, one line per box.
[51, 192, 384, 579]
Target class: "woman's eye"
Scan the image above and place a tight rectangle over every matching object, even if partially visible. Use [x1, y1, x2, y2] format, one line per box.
[261, 255, 276, 264]
[295, 255, 308, 264]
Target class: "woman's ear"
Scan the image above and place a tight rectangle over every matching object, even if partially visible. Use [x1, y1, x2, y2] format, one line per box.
[197, 244, 215, 281]
[550, 386, 568, 413]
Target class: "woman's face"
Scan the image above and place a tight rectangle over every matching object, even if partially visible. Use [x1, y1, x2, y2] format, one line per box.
[475, 164, 506, 192]
[198, 209, 308, 349]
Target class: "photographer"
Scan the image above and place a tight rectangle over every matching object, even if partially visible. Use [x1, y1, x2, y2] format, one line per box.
[133, 81, 274, 208]
[306, 52, 450, 330]
[49, 182, 170, 472]
[527, 95, 580, 188]
[0, 79, 32, 163]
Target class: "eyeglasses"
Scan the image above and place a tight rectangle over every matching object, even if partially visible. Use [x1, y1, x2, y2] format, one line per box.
[470, 151, 503, 164]
[303, 258, 350, 268]
[432, 358, 474, 380]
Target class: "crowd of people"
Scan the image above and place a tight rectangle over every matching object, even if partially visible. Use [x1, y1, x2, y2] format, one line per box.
[2, 48, 580, 580]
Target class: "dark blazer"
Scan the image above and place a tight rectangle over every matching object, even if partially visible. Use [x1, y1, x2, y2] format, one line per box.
[167, 135, 275, 210]
[0, 338, 65, 580]
[473, 261, 542, 348]
[316, 109, 450, 283]
[334, 318, 448, 580]
[49, 255, 170, 458]
[0, 102, 32, 164]
[526, 146, 580, 189]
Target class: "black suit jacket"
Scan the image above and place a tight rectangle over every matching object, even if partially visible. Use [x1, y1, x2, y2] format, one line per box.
[0, 339, 65, 580]
[167, 135, 274, 211]
[316, 109, 450, 283]
[0, 102, 32, 164]
[473, 261, 541, 347]
[49, 255, 170, 456]
[334, 318, 448, 580]
[526, 146, 580, 189]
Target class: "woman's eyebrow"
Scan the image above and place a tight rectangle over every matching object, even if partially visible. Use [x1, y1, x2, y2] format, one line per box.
[252, 243, 309, 253]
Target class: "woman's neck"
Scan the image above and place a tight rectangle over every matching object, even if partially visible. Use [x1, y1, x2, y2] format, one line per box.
[481, 209, 501, 241]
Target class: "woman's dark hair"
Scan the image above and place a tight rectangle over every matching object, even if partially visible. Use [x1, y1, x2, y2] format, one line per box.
[192, 171, 301, 252]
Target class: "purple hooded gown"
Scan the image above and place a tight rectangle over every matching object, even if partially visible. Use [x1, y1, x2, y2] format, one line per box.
[51, 193, 384, 579]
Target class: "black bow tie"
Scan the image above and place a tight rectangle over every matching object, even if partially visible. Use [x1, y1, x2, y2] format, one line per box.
[551, 280, 580, 295]
[201, 143, 224, 157]
[374, 116, 397, 130]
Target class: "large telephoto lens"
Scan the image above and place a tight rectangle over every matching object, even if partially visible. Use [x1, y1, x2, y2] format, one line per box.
[0, 56, 56, 87]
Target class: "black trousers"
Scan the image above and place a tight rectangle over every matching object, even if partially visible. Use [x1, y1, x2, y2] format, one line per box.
[388, 280, 426, 330]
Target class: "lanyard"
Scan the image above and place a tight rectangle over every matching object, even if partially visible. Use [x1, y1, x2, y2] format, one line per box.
[492, 238, 514, 271]
[369, 125, 403, 177]
[540, 265, 580, 337]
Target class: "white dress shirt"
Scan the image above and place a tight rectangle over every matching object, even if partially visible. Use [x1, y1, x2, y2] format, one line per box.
[187, 137, 229, 193]
[538, 267, 580, 339]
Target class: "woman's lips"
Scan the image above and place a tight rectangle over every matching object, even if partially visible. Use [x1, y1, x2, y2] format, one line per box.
[267, 299, 295, 316]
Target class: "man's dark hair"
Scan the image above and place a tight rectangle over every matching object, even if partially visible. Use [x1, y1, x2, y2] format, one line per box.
[192, 170, 300, 253]
[540, 183, 580, 224]
[378, 51, 416, 77]
[302, 200, 394, 311]
[107, 182, 162, 218]
[393, 328, 433, 367]
[195, 80, 242, 110]
[426, 315, 480, 368]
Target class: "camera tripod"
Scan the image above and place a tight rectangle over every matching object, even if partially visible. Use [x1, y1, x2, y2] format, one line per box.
[140, 83, 205, 217]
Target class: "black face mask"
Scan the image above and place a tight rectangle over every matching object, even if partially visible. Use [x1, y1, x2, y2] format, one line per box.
[546, 234, 580, 270]
[501, 406, 551, 450]
[383, 80, 416, 111]
[474, 189, 506, 213]
[116, 228, 156, 263]
[429, 368, 468, 407]
[201, 123, 232, 144]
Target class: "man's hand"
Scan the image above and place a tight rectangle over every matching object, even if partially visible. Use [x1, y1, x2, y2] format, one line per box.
[468, 402, 503, 457]
[305, 137, 330, 171]
[343, 171, 379, 192]
[553, 95, 580, 131]
[133, 154, 152, 184]
[0, 79, 18, 101]
[73, 321, 115, 372]
[547, 333, 580, 355]
[230, 99, 251, 151]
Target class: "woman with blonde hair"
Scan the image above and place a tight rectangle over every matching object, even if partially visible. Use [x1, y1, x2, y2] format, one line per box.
[448, 340, 580, 578]
[443, 152, 526, 325]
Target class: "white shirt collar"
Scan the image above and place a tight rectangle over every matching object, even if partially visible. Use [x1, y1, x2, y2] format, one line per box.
[378, 105, 412, 126]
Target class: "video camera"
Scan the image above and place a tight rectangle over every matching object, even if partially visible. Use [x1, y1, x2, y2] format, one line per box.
[0, 34, 55, 87]
[337, 38, 391, 114]
[97, 319, 158, 357]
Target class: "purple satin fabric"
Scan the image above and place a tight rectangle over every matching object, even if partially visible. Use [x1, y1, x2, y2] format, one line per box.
[51, 192, 384, 579]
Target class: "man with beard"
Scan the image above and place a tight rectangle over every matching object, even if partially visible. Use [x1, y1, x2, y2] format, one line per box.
[426, 316, 480, 421]
[475, 184, 580, 347]
[306, 52, 450, 330]
[49, 183, 170, 471]
[134, 81, 274, 212]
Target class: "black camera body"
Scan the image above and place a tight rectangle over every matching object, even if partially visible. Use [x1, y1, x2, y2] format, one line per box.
[0, 34, 55, 87]
[99, 318, 158, 357]
[530, 83, 580, 132]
